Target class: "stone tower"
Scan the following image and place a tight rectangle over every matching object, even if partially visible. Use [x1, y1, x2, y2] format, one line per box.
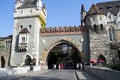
[10, 0, 47, 66]
[85, 1, 120, 63]
[85, 4, 110, 63]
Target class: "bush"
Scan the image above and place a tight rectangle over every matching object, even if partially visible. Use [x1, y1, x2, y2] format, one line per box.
[104, 64, 120, 71]
[110, 64, 120, 71]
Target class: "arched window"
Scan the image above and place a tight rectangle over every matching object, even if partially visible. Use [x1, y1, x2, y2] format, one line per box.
[100, 24, 104, 31]
[109, 28, 112, 41]
[112, 28, 116, 41]
[20, 25, 23, 29]
[25, 55, 32, 65]
[94, 25, 98, 33]
[109, 27, 116, 41]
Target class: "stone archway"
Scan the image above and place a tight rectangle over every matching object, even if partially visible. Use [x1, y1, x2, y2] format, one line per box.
[97, 54, 106, 64]
[40, 39, 86, 67]
[1, 56, 5, 68]
[24, 55, 32, 66]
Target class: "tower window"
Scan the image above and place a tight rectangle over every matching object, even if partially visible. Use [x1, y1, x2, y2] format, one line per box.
[20, 25, 23, 29]
[29, 25, 32, 29]
[31, 9, 32, 13]
[94, 25, 97, 33]
[100, 24, 104, 31]
[106, 6, 112, 10]
[108, 15, 111, 19]
[21, 10, 23, 14]
[99, 7, 102, 10]
[116, 5, 120, 9]
[22, 37, 25, 43]
[109, 28, 112, 41]
[100, 16, 102, 20]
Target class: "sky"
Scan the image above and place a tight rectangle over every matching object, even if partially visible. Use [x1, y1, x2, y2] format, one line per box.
[0, 0, 113, 37]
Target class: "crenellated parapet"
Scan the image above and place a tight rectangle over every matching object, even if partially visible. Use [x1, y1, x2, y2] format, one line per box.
[40, 26, 87, 36]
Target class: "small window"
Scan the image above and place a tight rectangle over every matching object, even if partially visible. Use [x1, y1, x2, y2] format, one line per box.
[22, 37, 25, 43]
[107, 6, 112, 9]
[108, 15, 111, 19]
[29, 25, 32, 29]
[21, 10, 23, 14]
[119, 14, 120, 18]
[100, 16, 102, 20]
[20, 25, 23, 29]
[94, 25, 97, 33]
[99, 7, 102, 10]
[116, 5, 120, 9]
[100, 24, 104, 31]
[31, 9, 32, 13]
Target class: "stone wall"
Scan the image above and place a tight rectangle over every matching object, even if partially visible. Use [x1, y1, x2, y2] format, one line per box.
[84, 66, 120, 80]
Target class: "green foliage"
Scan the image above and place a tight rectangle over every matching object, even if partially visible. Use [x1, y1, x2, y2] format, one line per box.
[109, 64, 120, 71]
[103, 64, 120, 71]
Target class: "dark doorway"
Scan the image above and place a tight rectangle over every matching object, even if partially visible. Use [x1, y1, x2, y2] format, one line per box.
[1, 56, 5, 68]
[25, 55, 32, 65]
[47, 42, 81, 69]
[118, 50, 120, 61]
[97, 54, 106, 64]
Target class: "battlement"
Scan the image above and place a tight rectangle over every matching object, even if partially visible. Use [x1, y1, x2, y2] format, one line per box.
[40, 26, 87, 36]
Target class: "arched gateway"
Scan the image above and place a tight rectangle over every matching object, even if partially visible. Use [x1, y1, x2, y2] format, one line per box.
[39, 26, 89, 68]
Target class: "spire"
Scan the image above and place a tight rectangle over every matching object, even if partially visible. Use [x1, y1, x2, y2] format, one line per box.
[43, 4, 46, 9]
[81, 4, 85, 13]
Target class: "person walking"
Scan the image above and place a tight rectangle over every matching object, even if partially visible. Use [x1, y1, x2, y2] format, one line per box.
[53, 64, 56, 70]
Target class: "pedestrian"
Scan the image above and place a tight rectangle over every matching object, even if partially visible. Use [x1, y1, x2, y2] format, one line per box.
[59, 64, 61, 70]
[53, 64, 56, 70]
[77, 63, 79, 70]
[80, 63, 83, 71]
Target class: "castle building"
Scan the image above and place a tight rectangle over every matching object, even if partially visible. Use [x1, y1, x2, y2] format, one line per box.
[5, 0, 120, 67]
[82, 1, 120, 64]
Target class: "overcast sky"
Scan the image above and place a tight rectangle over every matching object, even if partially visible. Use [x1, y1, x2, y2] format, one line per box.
[0, 0, 112, 37]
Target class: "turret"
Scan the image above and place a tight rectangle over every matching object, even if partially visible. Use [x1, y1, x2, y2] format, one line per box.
[42, 4, 47, 17]
[36, 0, 42, 9]
[81, 4, 86, 26]
[15, 0, 23, 9]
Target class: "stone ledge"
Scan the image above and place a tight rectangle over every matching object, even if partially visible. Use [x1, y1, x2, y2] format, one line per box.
[75, 70, 87, 80]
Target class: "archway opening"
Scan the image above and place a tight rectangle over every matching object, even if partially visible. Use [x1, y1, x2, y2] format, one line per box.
[97, 54, 106, 64]
[24, 55, 32, 66]
[47, 42, 82, 69]
[1, 56, 5, 68]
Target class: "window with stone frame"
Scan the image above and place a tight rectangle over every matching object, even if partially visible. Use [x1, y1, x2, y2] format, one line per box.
[94, 25, 98, 33]
[109, 28, 112, 41]
[112, 28, 116, 41]
[100, 24, 104, 31]
[22, 37, 25, 43]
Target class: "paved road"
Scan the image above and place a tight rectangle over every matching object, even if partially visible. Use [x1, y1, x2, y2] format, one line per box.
[0, 70, 77, 80]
